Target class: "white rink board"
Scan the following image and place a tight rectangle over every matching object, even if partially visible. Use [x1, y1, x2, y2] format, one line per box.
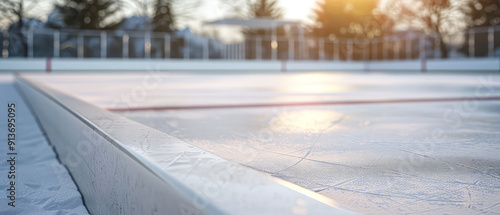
[2, 58, 500, 72]
[52, 59, 283, 71]
[427, 58, 500, 71]
[15, 76, 354, 215]
[0, 58, 46, 71]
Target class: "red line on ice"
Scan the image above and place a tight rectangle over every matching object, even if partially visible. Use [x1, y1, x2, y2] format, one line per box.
[107, 96, 500, 112]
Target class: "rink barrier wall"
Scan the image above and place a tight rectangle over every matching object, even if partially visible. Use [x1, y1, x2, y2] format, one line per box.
[2, 58, 500, 72]
[14, 76, 354, 215]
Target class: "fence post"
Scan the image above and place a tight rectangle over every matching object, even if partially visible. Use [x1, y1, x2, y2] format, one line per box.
[394, 37, 399, 60]
[234, 43, 237, 60]
[383, 37, 387, 60]
[434, 34, 439, 59]
[346, 39, 351, 61]
[334, 40, 339, 61]
[406, 35, 412, 60]
[235, 43, 238, 60]
[363, 40, 368, 61]
[53, 31, 60, 58]
[256, 36, 262, 60]
[233, 43, 236, 60]
[123, 34, 129, 59]
[239, 42, 242, 60]
[319, 38, 325, 61]
[145, 32, 151, 59]
[272, 39, 277, 61]
[241, 38, 247, 60]
[28, 30, 34, 58]
[488, 27, 494, 57]
[184, 34, 190, 60]
[304, 38, 310, 60]
[272, 24, 277, 61]
[299, 37, 304, 60]
[236, 43, 240, 60]
[164, 34, 170, 59]
[372, 39, 377, 61]
[78, 33, 84, 59]
[100, 31, 107, 59]
[468, 29, 475, 58]
[419, 35, 425, 59]
[203, 37, 209, 61]
[221, 43, 225, 59]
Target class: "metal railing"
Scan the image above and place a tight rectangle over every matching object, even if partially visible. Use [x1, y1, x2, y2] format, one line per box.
[1, 26, 500, 60]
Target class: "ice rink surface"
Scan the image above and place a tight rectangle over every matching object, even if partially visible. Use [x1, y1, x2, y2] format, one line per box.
[25, 71, 500, 214]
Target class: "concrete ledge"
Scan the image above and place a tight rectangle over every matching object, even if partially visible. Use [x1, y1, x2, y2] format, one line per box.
[2, 58, 500, 72]
[15, 76, 353, 215]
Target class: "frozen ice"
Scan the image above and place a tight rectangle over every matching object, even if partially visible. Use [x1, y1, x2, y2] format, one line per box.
[25, 71, 500, 214]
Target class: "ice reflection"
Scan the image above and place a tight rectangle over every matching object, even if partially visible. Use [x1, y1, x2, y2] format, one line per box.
[268, 110, 344, 133]
[278, 73, 352, 94]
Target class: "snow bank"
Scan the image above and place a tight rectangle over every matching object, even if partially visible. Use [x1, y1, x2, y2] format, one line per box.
[0, 75, 88, 214]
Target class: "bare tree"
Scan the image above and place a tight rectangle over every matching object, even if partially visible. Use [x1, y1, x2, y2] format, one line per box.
[123, 0, 199, 30]
[0, 0, 45, 29]
[391, 0, 459, 58]
[218, 0, 246, 18]
[124, 0, 151, 16]
[462, 0, 500, 28]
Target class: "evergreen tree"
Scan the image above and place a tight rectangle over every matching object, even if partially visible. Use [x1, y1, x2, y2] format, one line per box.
[60, 0, 121, 30]
[151, 0, 174, 32]
[244, 0, 283, 37]
[248, 0, 282, 19]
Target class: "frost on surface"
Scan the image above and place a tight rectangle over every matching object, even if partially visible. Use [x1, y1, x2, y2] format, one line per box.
[26, 72, 500, 214]
[0, 76, 88, 214]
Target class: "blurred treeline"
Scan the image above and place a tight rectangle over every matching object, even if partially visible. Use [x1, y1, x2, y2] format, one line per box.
[1, 0, 500, 59]
[1, 0, 499, 36]
[0, 0, 184, 32]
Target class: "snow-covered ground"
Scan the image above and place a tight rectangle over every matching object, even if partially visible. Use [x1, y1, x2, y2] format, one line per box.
[24, 71, 500, 214]
[0, 74, 88, 214]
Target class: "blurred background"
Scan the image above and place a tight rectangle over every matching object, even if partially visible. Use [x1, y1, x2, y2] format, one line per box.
[3, 2, 500, 214]
[1, 0, 499, 60]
